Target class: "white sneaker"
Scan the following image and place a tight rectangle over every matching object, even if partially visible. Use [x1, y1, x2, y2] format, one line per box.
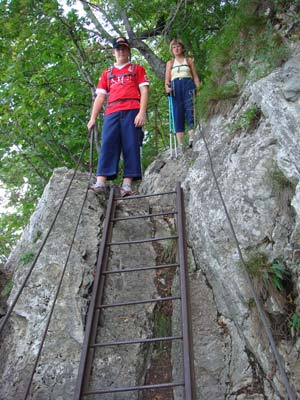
[120, 184, 135, 197]
[176, 145, 183, 158]
[89, 182, 107, 193]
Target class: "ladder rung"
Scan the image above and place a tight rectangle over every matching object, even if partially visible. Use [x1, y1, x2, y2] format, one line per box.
[97, 295, 181, 309]
[103, 263, 179, 275]
[91, 335, 183, 348]
[112, 210, 177, 222]
[107, 235, 178, 246]
[114, 190, 176, 201]
[83, 381, 184, 395]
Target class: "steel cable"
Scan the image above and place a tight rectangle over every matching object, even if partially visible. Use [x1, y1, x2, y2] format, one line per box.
[198, 122, 296, 400]
[24, 159, 94, 399]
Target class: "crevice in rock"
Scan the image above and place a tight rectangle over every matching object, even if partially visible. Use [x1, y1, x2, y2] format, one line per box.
[222, 318, 233, 399]
[187, 244, 199, 272]
[139, 210, 177, 400]
[233, 347, 268, 399]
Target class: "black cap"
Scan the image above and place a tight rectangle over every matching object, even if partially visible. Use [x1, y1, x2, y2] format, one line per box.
[112, 37, 130, 49]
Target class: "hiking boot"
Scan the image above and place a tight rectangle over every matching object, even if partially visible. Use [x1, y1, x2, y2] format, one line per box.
[120, 183, 135, 198]
[188, 139, 193, 148]
[89, 182, 108, 194]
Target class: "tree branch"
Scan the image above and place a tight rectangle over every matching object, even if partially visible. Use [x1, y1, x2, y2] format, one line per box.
[80, 1, 166, 80]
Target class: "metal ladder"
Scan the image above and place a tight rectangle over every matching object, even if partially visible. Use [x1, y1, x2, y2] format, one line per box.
[73, 182, 195, 399]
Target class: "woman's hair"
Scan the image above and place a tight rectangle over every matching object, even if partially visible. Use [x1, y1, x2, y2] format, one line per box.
[169, 38, 185, 55]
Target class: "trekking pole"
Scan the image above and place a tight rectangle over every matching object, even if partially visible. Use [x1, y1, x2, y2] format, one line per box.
[171, 96, 177, 158]
[168, 95, 177, 158]
[168, 95, 173, 158]
[139, 129, 144, 178]
[89, 128, 94, 174]
[170, 81, 178, 158]
[193, 89, 196, 130]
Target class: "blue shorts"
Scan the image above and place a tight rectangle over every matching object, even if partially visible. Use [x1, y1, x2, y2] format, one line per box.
[96, 109, 143, 180]
[171, 78, 196, 133]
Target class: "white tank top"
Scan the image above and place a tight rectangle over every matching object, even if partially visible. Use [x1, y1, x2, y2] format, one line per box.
[171, 58, 192, 80]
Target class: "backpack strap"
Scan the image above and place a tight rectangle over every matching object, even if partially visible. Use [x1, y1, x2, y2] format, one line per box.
[171, 57, 191, 70]
[107, 63, 137, 90]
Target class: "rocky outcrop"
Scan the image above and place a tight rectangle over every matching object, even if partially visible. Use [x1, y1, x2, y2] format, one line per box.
[1, 43, 300, 400]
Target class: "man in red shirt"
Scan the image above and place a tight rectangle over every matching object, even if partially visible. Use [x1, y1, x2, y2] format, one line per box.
[88, 37, 149, 197]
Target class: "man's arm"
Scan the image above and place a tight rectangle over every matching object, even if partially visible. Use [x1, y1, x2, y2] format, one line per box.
[134, 85, 149, 127]
[87, 92, 106, 130]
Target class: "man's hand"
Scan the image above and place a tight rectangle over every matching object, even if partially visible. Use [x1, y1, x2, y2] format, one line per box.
[134, 111, 146, 127]
[87, 93, 106, 130]
[87, 118, 96, 130]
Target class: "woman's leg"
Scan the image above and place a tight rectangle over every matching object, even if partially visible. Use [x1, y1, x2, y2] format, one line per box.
[172, 80, 185, 146]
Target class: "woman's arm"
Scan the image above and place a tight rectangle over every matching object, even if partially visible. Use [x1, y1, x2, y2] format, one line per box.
[165, 60, 173, 94]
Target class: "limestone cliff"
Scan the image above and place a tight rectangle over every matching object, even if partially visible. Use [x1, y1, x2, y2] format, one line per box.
[1, 40, 300, 400]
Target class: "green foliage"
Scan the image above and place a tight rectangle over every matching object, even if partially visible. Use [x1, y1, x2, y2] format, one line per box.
[33, 230, 43, 243]
[288, 313, 300, 331]
[153, 308, 172, 352]
[230, 104, 261, 136]
[0, 0, 93, 258]
[269, 166, 296, 194]
[269, 258, 287, 291]
[248, 27, 290, 81]
[0, 212, 23, 263]
[154, 311, 172, 337]
[244, 251, 270, 277]
[20, 251, 35, 266]
[1, 280, 13, 298]
[247, 297, 256, 309]
[197, 0, 291, 118]
[244, 252, 288, 292]
[163, 238, 178, 265]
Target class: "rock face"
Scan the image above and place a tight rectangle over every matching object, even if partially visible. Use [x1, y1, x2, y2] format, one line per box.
[0, 169, 103, 400]
[0, 170, 179, 400]
[1, 45, 300, 400]
[140, 45, 300, 399]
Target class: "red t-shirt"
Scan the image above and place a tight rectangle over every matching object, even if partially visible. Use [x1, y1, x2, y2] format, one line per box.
[96, 63, 149, 115]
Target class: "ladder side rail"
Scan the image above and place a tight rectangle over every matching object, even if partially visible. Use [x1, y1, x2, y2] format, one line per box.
[81, 216, 114, 393]
[73, 188, 116, 400]
[176, 182, 195, 400]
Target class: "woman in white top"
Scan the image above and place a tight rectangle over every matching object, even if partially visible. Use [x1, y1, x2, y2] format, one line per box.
[165, 38, 200, 153]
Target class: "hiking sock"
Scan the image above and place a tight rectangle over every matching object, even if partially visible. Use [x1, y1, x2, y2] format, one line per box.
[122, 183, 132, 191]
[94, 181, 106, 188]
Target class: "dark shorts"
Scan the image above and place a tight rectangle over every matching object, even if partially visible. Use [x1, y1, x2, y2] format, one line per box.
[96, 109, 143, 180]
